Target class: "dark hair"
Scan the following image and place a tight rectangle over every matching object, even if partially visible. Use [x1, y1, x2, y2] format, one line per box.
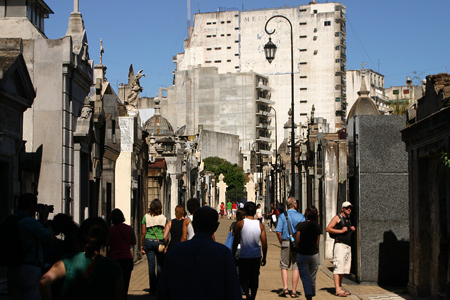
[175, 205, 185, 220]
[187, 198, 200, 214]
[304, 206, 318, 222]
[110, 208, 125, 225]
[236, 208, 246, 222]
[17, 193, 37, 211]
[244, 202, 256, 217]
[149, 199, 162, 216]
[78, 217, 109, 258]
[192, 206, 218, 235]
[52, 213, 78, 235]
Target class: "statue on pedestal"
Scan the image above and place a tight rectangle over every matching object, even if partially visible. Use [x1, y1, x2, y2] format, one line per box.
[124, 65, 145, 111]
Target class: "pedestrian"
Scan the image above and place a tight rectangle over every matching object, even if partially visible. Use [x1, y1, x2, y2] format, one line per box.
[295, 206, 321, 300]
[158, 206, 242, 299]
[232, 201, 237, 220]
[226, 200, 232, 219]
[6, 193, 52, 300]
[181, 198, 200, 240]
[267, 203, 278, 232]
[256, 204, 263, 223]
[326, 201, 355, 297]
[40, 217, 126, 300]
[163, 205, 185, 252]
[239, 201, 244, 209]
[141, 199, 167, 295]
[220, 202, 225, 219]
[108, 208, 137, 293]
[232, 201, 267, 300]
[275, 197, 305, 298]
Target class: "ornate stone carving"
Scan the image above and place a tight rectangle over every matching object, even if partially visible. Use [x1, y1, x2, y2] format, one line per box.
[124, 65, 145, 111]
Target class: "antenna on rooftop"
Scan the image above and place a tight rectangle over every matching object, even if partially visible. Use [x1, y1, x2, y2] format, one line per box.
[187, 0, 191, 37]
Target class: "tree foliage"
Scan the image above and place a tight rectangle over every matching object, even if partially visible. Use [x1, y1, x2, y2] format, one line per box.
[203, 156, 246, 201]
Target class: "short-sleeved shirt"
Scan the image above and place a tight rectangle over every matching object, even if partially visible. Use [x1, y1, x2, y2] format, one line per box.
[61, 252, 123, 300]
[275, 209, 306, 240]
[142, 214, 166, 240]
[227, 202, 232, 210]
[108, 223, 134, 260]
[295, 221, 322, 255]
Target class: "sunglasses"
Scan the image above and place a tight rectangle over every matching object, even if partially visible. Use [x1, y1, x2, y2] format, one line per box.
[344, 206, 352, 210]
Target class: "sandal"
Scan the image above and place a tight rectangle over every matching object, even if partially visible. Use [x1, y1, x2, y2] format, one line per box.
[335, 292, 347, 297]
[279, 289, 289, 297]
[291, 292, 299, 298]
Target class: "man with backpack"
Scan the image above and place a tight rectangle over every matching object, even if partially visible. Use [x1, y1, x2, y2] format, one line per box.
[5, 193, 52, 300]
[326, 201, 356, 297]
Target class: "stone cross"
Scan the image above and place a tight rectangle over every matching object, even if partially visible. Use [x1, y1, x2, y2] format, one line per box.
[217, 173, 228, 205]
[246, 174, 256, 203]
[361, 61, 366, 70]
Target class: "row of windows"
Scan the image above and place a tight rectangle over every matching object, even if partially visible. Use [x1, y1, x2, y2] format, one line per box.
[206, 33, 232, 38]
[206, 20, 232, 25]
[206, 46, 232, 50]
[204, 60, 235, 64]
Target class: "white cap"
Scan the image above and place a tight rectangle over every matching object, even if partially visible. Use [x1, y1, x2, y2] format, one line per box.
[341, 201, 353, 208]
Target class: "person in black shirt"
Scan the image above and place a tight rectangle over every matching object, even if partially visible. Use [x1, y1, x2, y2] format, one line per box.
[326, 201, 355, 297]
[295, 206, 321, 300]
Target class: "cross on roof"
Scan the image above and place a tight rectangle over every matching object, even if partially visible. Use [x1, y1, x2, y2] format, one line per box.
[361, 61, 366, 70]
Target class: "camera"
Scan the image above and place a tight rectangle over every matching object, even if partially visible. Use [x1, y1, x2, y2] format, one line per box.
[36, 203, 54, 213]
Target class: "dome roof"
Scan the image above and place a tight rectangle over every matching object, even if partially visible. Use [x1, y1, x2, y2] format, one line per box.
[144, 115, 174, 136]
[347, 69, 380, 120]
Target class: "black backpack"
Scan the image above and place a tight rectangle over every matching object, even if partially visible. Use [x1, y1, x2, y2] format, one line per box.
[0, 214, 29, 267]
[329, 214, 344, 239]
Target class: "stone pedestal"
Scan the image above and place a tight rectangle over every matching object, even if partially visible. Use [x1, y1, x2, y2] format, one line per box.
[217, 174, 228, 206]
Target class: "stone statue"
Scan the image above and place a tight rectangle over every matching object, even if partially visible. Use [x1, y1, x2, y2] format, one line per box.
[125, 65, 145, 110]
[80, 96, 92, 119]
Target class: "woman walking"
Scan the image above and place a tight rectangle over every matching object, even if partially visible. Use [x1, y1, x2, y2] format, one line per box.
[295, 206, 322, 300]
[163, 205, 185, 252]
[108, 208, 136, 293]
[141, 199, 167, 295]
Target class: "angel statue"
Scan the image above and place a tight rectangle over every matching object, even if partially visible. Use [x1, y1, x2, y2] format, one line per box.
[125, 65, 145, 110]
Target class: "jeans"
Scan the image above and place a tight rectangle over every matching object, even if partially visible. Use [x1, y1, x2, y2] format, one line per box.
[297, 253, 319, 297]
[7, 264, 42, 300]
[144, 239, 164, 293]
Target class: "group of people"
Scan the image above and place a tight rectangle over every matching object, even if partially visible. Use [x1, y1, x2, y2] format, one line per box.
[4, 193, 137, 300]
[275, 198, 355, 299]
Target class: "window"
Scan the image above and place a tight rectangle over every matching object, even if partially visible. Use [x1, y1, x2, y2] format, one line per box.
[207, 48, 212, 51]
[300, 76, 307, 79]
[335, 59, 342, 63]
[227, 60, 231, 62]
[227, 21, 231, 23]
[313, 36, 318, 40]
[214, 60, 221, 63]
[205, 61, 211, 63]
[221, 34, 225, 36]
[235, 40, 239, 43]
[227, 46, 231, 49]
[300, 88, 307, 90]
[314, 28, 318, 32]
[215, 47, 221, 50]
[221, 21, 225, 24]
[336, 97, 341, 102]
[235, 27, 239, 30]
[235, 66, 240, 69]
[300, 100, 308, 103]
[300, 35, 307, 38]
[207, 22, 211, 25]
[300, 113, 308, 116]
[300, 49, 307, 52]
[314, 10, 318, 13]
[300, 22, 307, 25]
[227, 34, 231, 36]
[206, 35, 212, 38]
[299, 8, 307, 12]
[324, 21, 331, 26]
[300, 62, 307, 65]
[314, 50, 318, 55]
[235, 53, 239, 56]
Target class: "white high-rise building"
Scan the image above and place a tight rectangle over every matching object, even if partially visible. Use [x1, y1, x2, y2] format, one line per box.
[172, 2, 347, 145]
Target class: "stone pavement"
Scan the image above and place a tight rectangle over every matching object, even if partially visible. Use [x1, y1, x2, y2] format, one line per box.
[127, 217, 414, 300]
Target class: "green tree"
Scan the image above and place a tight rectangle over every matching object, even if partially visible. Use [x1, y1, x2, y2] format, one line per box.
[203, 157, 246, 202]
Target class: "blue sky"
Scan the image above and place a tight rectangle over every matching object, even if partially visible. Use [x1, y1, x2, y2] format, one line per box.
[45, 0, 450, 97]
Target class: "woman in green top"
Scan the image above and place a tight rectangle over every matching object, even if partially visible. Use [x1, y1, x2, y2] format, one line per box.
[141, 199, 167, 295]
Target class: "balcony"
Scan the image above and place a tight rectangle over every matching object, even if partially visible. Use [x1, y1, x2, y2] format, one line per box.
[256, 97, 274, 105]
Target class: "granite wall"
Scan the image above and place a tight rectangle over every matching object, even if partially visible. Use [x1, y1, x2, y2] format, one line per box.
[349, 115, 409, 284]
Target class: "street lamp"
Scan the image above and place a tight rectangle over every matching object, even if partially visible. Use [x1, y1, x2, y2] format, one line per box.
[268, 106, 278, 209]
[264, 15, 296, 201]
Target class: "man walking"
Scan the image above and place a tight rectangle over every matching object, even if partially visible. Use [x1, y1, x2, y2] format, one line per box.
[159, 206, 242, 299]
[326, 201, 355, 297]
[226, 200, 232, 219]
[275, 197, 305, 297]
[232, 202, 267, 300]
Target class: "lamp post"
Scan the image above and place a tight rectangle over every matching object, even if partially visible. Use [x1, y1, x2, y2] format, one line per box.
[264, 15, 296, 202]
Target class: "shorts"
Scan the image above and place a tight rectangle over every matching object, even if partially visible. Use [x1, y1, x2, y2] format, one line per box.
[333, 243, 351, 274]
[279, 240, 298, 270]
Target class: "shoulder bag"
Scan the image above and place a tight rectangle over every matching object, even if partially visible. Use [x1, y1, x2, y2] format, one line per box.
[284, 212, 299, 252]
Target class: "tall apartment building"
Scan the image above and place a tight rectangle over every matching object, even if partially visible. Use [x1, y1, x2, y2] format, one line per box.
[171, 2, 347, 148]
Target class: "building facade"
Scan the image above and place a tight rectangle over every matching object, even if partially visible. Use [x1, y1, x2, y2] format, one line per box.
[173, 2, 347, 144]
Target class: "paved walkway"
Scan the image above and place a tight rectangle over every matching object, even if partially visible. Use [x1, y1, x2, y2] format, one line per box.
[127, 217, 413, 300]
